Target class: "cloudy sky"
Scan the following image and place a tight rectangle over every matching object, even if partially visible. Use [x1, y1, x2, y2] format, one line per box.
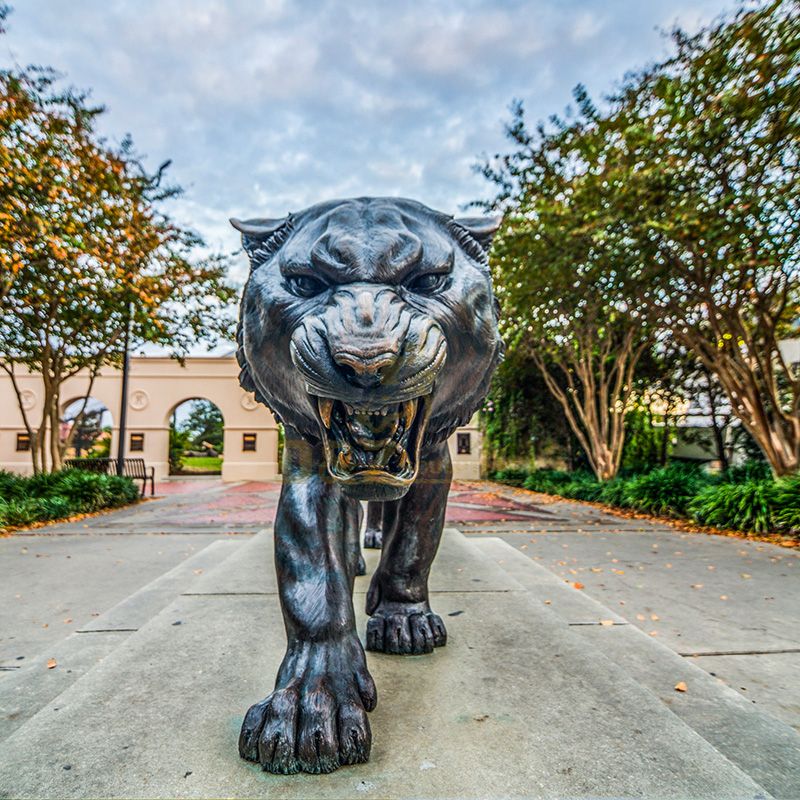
[6, 0, 733, 290]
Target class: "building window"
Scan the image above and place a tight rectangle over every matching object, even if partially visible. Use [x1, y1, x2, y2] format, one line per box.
[130, 432, 144, 452]
[457, 432, 471, 455]
[16, 433, 31, 452]
[242, 432, 257, 452]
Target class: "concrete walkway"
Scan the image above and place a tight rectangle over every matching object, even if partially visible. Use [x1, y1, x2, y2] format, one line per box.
[2, 478, 798, 732]
[457, 483, 800, 734]
[1, 478, 798, 798]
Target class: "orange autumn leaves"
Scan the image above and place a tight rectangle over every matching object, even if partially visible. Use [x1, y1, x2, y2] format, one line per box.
[0, 62, 236, 473]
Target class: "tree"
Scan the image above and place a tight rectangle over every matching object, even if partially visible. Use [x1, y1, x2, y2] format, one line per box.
[606, 0, 800, 475]
[179, 399, 224, 452]
[478, 101, 652, 480]
[0, 36, 236, 472]
[481, 351, 572, 471]
[481, 0, 799, 478]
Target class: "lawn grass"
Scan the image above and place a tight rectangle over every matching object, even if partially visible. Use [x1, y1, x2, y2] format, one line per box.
[180, 456, 223, 473]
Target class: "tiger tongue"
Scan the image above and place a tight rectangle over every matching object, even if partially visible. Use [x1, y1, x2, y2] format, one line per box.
[345, 407, 399, 449]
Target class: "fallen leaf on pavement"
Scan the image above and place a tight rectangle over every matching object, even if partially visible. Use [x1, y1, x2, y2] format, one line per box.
[46, 658, 57, 669]
[740, 573, 751, 579]
[600, 620, 614, 626]
[675, 681, 687, 692]
[636, 614, 646, 621]
[572, 582, 585, 590]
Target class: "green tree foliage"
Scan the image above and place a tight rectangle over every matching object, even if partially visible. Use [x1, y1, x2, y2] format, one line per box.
[179, 399, 224, 452]
[0, 19, 237, 472]
[168, 426, 190, 474]
[481, 352, 572, 470]
[480, 0, 799, 477]
[612, 0, 800, 475]
[478, 99, 652, 480]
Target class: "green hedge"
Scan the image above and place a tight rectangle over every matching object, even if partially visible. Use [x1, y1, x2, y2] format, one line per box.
[0, 470, 140, 529]
[491, 462, 799, 537]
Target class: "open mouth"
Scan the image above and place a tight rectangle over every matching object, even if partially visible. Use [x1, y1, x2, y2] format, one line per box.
[314, 395, 431, 490]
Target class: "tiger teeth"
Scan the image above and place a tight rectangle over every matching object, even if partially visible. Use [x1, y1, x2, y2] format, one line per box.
[317, 397, 333, 429]
[401, 400, 416, 429]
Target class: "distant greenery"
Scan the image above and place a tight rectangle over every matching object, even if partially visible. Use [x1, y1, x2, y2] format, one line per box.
[169, 426, 191, 473]
[0, 469, 139, 529]
[180, 400, 224, 452]
[181, 456, 223, 472]
[169, 399, 225, 474]
[491, 462, 800, 538]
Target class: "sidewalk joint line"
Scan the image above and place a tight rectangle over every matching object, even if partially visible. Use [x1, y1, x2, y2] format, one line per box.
[680, 648, 800, 657]
[75, 628, 139, 633]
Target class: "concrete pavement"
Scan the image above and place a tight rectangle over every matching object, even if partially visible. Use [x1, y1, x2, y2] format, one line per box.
[1, 477, 798, 798]
[3, 478, 798, 730]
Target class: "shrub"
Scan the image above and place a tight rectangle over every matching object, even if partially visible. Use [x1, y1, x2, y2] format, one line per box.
[522, 468, 574, 493]
[596, 477, 631, 508]
[622, 463, 711, 517]
[688, 480, 778, 533]
[560, 477, 604, 501]
[493, 467, 530, 487]
[0, 469, 139, 529]
[721, 460, 772, 484]
[773, 474, 800, 536]
[0, 499, 39, 527]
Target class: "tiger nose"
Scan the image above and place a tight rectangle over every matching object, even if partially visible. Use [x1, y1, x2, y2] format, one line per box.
[331, 348, 398, 388]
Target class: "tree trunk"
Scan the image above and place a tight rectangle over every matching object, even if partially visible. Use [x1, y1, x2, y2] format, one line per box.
[1, 361, 41, 474]
[705, 375, 729, 472]
[676, 315, 800, 478]
[530, 334, 647, 482]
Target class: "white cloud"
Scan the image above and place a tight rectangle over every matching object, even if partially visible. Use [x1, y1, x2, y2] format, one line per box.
[5, 0, 734, 273]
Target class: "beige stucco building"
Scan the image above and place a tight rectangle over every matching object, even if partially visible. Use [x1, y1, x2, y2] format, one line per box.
[0, 354, 482, 482]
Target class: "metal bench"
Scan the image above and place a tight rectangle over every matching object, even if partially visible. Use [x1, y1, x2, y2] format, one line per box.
[65, 457, 155, 497]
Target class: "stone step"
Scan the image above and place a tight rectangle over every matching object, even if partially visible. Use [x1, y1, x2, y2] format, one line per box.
[0, 538, 243, 743]
[472, 536, 800, 800]
[0, 529, 769, 799]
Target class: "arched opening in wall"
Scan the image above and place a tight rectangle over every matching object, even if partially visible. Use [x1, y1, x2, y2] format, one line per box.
[169, 398, 224, 475]
[60, 397, 114, 460]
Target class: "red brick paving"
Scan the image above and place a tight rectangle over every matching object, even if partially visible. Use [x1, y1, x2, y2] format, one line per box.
[149, 479, 544, 526]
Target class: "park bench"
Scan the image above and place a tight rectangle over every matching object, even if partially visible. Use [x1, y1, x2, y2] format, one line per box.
[64, 457, 155, 497]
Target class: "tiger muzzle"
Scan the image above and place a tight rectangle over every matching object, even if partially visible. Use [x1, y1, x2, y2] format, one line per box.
[289, 284, 447, 499]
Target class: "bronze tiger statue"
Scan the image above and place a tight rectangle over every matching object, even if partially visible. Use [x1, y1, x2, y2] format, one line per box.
[231, 197, 502, 774]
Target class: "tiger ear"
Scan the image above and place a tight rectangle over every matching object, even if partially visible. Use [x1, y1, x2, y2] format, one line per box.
[230, 217, 289, 259]
[453, 216, 502, 253]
